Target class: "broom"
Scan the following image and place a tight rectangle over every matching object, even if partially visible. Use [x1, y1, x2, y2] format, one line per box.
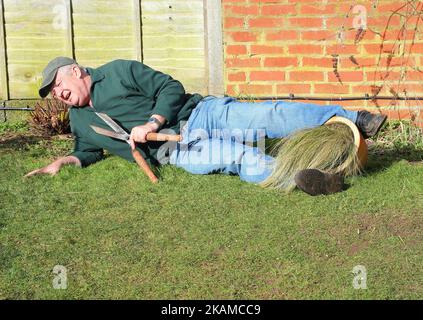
[260, 117, 367, 193]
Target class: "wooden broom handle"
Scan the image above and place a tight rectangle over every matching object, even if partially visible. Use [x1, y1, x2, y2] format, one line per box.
[131, 149, 159, 184]
[146, 133, 181, 142]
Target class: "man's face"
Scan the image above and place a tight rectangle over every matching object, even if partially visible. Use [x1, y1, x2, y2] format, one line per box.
[50, 66, 90, 106]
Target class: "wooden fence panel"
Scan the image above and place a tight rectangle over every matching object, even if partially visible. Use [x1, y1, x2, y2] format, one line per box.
[72, 0, 137, 68]
[141, 0, 207, 95]
[4, 0, 70, 98]
[1, 0, 209, 99]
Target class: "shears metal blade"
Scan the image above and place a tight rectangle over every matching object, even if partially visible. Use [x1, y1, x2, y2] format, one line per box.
[90, 125, 130, 144]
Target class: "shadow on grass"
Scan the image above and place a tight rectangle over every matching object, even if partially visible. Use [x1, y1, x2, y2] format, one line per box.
[1, 129, 421, 179]
[0, 131, 76, 160]
[0, 133, 45, 152]
[365, 145, 423, 175]
[264, 136, 423, 179]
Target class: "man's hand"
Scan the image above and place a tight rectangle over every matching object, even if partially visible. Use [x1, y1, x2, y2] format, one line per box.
[129, 114, 166, 150]
[24, 156, 81, 178]
[25, 163, 61, 177]
[129, 123, 156, 150]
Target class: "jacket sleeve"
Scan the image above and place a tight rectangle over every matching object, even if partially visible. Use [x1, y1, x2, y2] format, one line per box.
[68, 133, 104, 168]
[126, 60, 186, 124]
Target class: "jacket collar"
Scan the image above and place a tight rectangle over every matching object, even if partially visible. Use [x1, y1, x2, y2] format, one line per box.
[74, 67, 104, 110]
[86, 67, 105, 85]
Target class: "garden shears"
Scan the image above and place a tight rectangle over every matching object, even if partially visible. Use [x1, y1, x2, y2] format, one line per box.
[90, 112, 181, 184]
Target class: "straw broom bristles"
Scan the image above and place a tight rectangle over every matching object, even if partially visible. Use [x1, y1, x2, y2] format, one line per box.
[260, 123, 362, 192]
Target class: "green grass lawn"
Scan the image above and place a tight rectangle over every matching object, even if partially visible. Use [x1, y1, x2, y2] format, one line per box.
[0, 121, 422, 299]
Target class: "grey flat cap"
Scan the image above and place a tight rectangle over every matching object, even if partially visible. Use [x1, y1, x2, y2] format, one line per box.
[39, 57, 76, 98]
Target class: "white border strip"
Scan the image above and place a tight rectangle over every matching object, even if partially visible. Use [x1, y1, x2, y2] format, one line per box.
[0, 0, 9, 100]
[204, 0, 224, 97]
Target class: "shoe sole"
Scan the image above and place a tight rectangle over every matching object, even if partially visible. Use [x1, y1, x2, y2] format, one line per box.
[294, 169, 344, 196]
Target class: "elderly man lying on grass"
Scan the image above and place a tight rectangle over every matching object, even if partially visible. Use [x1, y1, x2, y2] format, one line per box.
[25, 57, 387, 196]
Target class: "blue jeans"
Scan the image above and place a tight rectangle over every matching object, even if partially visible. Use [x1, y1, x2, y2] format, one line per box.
[169, 96, 358, 184]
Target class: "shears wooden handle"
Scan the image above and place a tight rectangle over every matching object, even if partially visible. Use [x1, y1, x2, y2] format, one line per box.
[146, 133, 181, 142]
[131, 149, 159, 184]
[132, 134, 181, 183]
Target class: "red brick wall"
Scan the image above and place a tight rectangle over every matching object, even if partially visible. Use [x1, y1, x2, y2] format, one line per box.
[222, 0, 423, 126]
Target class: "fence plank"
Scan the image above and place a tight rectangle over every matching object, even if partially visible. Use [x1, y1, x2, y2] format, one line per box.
[0, 0, 9, 100]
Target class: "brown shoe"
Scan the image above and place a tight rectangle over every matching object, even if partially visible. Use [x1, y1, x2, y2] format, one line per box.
[294, 169, 344, 196]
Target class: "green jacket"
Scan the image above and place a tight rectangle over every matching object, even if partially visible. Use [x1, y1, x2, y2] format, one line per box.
[68, 59, 203, 167]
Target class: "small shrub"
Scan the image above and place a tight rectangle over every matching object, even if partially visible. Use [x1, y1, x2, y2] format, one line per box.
[29, 99, 70, 136]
